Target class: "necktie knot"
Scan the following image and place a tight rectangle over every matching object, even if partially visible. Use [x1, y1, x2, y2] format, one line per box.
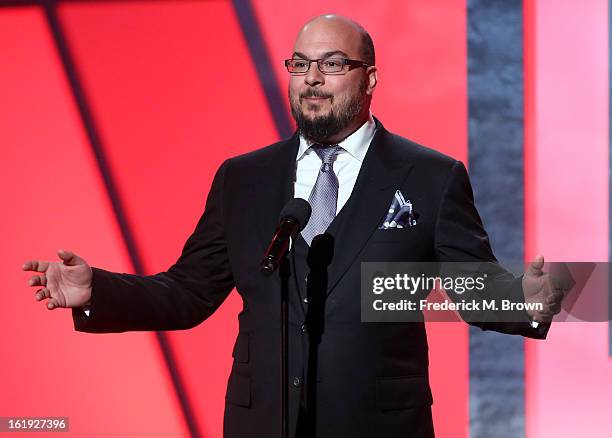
[312, 145, 341, 172]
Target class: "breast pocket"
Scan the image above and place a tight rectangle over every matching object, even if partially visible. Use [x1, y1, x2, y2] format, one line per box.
[369, 227, 419, 243]
[363, 225, 432, 262]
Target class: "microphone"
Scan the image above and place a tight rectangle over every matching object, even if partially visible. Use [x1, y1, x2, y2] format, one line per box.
[260, 198, 311, 275]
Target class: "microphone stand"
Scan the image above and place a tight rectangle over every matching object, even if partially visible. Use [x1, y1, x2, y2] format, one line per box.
[259, 198, 311, 438]
[279, 255, 290, 438]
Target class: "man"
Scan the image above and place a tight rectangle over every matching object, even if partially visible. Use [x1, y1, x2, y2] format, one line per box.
[23, 14, 563, 438]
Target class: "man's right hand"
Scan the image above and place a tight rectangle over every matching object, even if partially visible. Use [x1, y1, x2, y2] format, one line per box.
[22, 249, 93, 310]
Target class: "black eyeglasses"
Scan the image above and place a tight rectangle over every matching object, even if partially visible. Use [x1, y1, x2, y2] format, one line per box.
[284, 57, 370, 75]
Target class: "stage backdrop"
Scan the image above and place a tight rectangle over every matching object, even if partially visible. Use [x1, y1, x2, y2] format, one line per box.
[2, 1, 611, 437]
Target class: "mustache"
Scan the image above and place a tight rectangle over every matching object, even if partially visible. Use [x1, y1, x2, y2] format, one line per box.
[300, 91, 333, 99]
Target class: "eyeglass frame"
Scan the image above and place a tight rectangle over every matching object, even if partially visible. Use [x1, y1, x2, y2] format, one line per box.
[284, 57, 371, 75]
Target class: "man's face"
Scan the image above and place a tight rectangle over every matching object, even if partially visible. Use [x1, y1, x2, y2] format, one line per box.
[288, 19, 372, 143]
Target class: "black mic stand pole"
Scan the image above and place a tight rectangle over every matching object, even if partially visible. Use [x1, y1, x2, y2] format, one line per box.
[279, 253, 290, 438]
[260, 198, 311, 438]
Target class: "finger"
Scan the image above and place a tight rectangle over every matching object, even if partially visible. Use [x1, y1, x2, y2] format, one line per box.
[57, 248, 84, 266]
[550, 303, 562, 315]
[539, 303, 560, 317]
[539, 314, 554, 323]
[35, 288, 50, 301]
[552, 278, 572, 294]
[47, 298, 59, 310]
[548, 289, 564, 303]
[550, 262, 576, 290]
[533, 311, 554, 323]
[546, 294, 561, 306]
[28, 274, 46, 287]
[551, 275, 564, 291]
[526, 254, 545, 276]
[543, 275, 564, 296]
[22, 260, 50, 273]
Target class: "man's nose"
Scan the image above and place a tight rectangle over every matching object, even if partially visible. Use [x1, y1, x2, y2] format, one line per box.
[304, 60, 325, 86]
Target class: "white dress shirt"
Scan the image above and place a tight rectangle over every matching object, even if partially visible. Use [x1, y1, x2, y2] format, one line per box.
[294, 112, 377, 213]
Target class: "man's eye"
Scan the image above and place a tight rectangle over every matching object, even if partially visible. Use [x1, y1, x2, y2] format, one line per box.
[293, 61, 307, 68]
[324, 60, 339, 68]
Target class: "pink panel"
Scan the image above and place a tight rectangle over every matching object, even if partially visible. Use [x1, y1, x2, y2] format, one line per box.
[524, 1, 612, 437]
[252, 2, 468, 437]
[58, 2, 279, 437]
[1, 7, 187, 437]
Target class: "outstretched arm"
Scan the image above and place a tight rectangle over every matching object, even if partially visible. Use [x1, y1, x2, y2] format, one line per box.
[434, 160, 552, 339]
[23, 159, 235, 333]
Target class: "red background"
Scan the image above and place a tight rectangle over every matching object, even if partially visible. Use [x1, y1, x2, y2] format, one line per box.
[2, 1, 610, 437]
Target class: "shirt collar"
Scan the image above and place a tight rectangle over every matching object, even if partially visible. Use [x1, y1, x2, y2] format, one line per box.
[296, 110, 376, 162]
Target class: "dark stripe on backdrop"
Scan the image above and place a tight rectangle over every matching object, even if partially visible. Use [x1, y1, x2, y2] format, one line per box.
[232, 0, 294, 140]
[467, 0, 526, 437]
[42, 3, 202, 437]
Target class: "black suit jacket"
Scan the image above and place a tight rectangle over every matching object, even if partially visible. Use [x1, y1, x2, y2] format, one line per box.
[73, 117, 548, 438]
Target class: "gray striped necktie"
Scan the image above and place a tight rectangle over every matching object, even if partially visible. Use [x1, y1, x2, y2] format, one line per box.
[301, 144, 342, 246]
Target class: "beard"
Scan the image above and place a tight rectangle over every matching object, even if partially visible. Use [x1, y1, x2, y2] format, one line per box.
[290, 80, 367, 144]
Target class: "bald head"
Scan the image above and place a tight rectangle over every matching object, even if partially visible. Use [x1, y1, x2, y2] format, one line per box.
[294, 14, 375, 66]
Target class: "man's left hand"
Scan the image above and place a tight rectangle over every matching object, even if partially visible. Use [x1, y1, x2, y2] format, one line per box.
[522, 255, 565, 323]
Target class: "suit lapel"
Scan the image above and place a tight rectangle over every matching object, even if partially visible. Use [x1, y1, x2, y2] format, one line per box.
[248, 133, 314, 317]
[251, 134, 299, 251]
[325, 120, 414, 298]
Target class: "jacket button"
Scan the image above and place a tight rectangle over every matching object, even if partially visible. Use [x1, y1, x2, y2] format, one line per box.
[301, 323, 308, 333]
[303, 296, 308, 304]
[293, 376, 302, 387]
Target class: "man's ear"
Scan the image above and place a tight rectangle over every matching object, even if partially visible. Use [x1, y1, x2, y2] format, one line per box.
[366, 66, 378, 95]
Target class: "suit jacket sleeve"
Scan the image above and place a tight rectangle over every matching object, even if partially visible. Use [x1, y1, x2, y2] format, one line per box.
[72, 159, 235, 333]
[434, 160, 549, 339]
